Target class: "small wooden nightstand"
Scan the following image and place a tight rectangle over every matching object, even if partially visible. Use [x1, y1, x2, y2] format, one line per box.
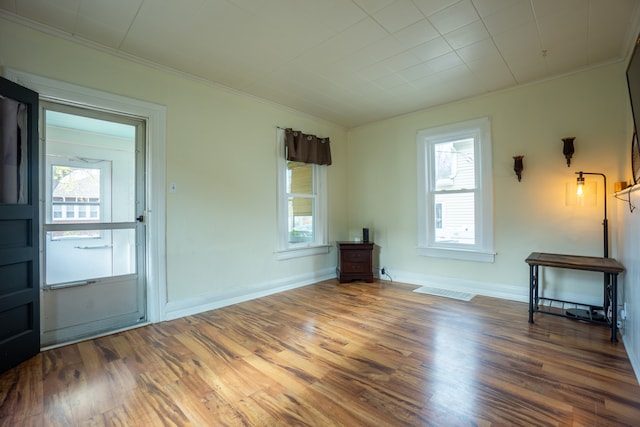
[337, 241, 374, 283]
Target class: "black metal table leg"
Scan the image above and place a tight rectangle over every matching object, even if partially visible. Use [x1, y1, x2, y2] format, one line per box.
[611, 274, 618, 342]
[529, 264, 536, 323]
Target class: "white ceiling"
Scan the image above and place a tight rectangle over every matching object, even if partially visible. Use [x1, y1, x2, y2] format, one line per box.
[2, 0, 640, 128]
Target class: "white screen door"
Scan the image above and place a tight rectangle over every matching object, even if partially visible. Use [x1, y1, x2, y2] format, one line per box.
[41, 102, 146, 346]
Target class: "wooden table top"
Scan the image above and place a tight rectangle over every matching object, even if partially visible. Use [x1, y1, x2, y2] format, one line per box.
[525, 252, 625, 274]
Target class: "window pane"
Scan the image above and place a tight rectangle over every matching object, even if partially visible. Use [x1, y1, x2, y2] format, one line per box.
[0, 97, 28, 204]
[288, 196, 314, 243]
[45, 228, 136, 285]
[434, 139, 475, 191]
[51, 166, 101, 224]
[287, 162, 312, 194]
[433, 192, 475, 244]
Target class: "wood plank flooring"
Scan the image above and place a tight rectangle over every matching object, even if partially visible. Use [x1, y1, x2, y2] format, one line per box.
[2, 279, 640, 426]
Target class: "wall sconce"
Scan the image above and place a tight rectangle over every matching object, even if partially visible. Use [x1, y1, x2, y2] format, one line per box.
[513, 155, 524, 181]
[562, 137, 575, 167]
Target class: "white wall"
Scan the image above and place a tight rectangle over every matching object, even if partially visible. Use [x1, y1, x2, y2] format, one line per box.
[0, 16, 349, 317]
[617, 186, 640, 380]
[347, 63, 628, 304]
[617, 83, 640, 380]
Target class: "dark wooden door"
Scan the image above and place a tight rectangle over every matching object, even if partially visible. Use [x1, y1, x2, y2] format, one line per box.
[0, 76, 40, 373]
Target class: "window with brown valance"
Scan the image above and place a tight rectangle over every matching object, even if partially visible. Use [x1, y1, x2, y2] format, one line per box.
[284, 128, 332, 166]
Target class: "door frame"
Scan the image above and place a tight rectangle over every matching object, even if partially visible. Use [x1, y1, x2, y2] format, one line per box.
[4, 68, 167, 329]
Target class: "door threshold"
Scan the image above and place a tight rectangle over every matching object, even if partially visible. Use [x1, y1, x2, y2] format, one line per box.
[40, 321, 151, 351]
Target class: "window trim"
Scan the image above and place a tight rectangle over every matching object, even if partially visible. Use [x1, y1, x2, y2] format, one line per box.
[417, 117, 495, 263]
[276, 128, 329, 260]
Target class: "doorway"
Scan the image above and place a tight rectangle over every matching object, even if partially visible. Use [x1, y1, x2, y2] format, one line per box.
[40, 102, 147, 346]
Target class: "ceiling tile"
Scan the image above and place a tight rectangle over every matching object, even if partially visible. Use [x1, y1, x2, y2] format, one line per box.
[481, 0, 534, 36]
[78, 0, 142, 29]
[492, 21, 542, 60]
[392, 19, 439, 47]
[398, 61, 436, 82]
[465, 57, 516, 91]
[508, 57, 548, 84]
[426, 51, 464, 72]
[73, 0, 142, 48]
[530, 0, 586, 21]
[14, 0, 80, 33]
[589, 0, 638, 59]
[472, 0, 526, 18]
[0, 0, 15, 12]
[543, 46, 588, 76]
[428, 0, 480, 34]
[298, 17, 388, 65]
[359, 61, 396, 81]
[352, 0, 396, 15]
[413, 0, 462, 18]
[456, 38, 501, 63]
[377, 49, 424, 73]
[75, 17, 128, 48]
[346, 35, 406, 66]
[373, 0, 423, 33]
[374, 73, 410, 89]
[409, 36, 452, 62]
[443, 19, 490, 49]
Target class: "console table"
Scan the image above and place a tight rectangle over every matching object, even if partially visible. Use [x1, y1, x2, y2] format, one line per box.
[337, 241, 374, 283]
[525, 252, 625, 342]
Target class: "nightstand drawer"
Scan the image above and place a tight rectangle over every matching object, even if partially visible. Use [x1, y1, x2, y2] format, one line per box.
[342, 261, 369, 272]
[342, 250, 369, 263]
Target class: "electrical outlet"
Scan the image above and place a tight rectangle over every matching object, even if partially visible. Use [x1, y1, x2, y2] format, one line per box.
[381, 267, 386, 275]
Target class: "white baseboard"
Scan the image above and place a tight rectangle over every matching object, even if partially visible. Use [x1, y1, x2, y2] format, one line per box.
[163, 267, 336, 321]
[622, 333, 640, 386]
[382, 269, 530, 303]
[379, 269, 607, 307]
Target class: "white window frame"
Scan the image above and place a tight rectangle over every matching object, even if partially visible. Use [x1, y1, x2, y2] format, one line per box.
[276, 128, 329, 260]
[417, 117, 495, 263]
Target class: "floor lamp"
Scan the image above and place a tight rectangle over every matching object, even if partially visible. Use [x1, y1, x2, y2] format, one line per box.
[575, 171, 608, 258]
[570, 171, 610, 321]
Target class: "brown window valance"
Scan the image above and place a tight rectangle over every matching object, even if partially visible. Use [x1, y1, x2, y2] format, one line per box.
[284, 128, 332, 166]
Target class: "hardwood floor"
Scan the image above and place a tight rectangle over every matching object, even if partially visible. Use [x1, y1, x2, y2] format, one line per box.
[2, 279, 640, 426]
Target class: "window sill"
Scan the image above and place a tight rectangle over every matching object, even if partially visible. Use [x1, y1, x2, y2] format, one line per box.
[418, 246, 495, 263]
[276, 244, 331, 260]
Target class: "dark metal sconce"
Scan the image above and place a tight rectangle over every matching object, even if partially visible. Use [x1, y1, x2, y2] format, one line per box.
[513, 155, 524, 181]
[562, 137, 575, 167]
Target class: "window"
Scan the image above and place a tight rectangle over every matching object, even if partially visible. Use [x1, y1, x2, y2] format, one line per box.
[417, 117, 494, 262]
[47, 159, 111, 240]
[276, 128, 329, 259]
[51, 166, 101, 224]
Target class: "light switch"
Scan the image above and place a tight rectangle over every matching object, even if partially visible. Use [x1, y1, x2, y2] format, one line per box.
[169, 182, 177, 193]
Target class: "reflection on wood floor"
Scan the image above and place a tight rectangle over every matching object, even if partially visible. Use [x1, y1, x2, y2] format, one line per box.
[2, 279, 640, 426]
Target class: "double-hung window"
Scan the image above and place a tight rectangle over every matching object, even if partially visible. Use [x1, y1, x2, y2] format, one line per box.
[276, 128, 328, 259]
[417, 117, 495, 262]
